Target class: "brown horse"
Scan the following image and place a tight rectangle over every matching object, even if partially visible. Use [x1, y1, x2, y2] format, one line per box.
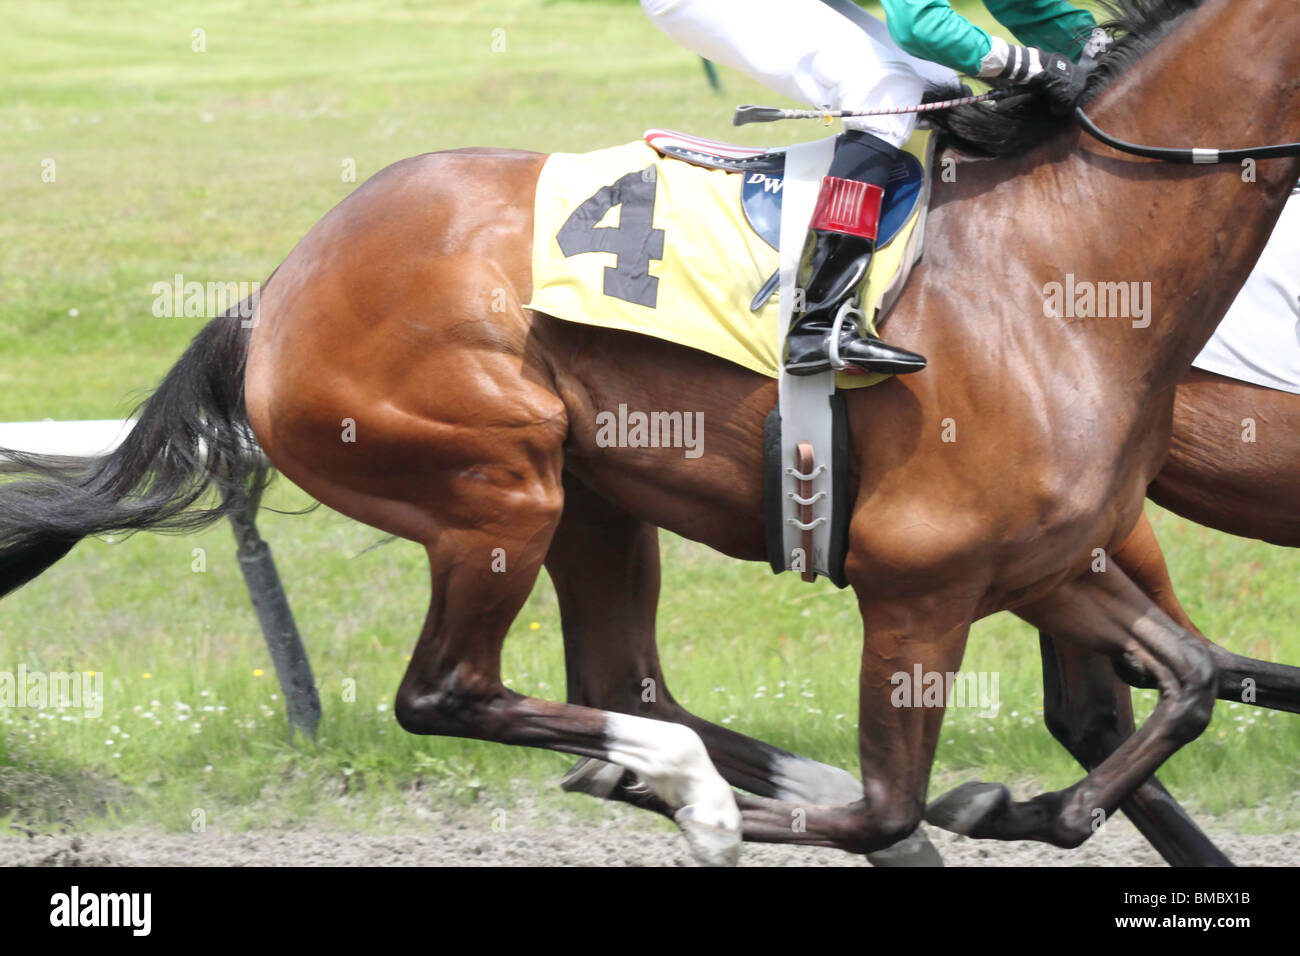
[1155, 370, 1300, 546]
[547, 378, 1300, 868]
[2, 0, 1298, 865]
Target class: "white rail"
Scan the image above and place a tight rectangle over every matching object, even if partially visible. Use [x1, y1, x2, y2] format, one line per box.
[0, 419, 135, 470]
[0, 417, 319, 737]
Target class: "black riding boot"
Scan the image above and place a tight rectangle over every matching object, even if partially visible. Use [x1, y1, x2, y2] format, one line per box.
[783, 131, 927, 377]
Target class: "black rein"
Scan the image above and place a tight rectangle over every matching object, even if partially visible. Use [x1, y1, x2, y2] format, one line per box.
[1074, 107, 1300, 165]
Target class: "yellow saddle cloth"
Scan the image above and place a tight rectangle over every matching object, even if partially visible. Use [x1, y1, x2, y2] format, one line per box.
[525, 133, 930, 387]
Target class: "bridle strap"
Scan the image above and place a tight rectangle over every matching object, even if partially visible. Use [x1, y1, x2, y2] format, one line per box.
[1074, 107, 1300, 164]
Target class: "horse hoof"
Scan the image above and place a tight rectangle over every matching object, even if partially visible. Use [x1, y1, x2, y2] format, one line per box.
[867, 825, 944, 867]
[925, 781, 1010, 836]
[560, 757, 627, 799]
[675, 804, 742, 866]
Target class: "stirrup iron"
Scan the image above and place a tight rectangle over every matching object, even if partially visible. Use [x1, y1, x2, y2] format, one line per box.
[826, 299, 864, 372]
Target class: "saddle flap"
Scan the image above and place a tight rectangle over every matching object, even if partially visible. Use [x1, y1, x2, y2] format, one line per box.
[644, 128, 788, 174]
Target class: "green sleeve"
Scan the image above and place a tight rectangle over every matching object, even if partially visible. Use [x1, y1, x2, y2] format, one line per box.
[880, 0, 1098, 75]
[983, 0, 1097, 60]
[879, 0, 995, 76]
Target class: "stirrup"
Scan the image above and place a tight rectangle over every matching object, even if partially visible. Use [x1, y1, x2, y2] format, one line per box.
[826, 299, 864, 373]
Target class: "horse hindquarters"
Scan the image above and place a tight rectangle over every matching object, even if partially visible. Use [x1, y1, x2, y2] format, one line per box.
[243, 152, 748, 863]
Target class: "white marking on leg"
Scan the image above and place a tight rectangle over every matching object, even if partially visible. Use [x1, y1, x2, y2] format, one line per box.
[602, 713, 740, 830]
[770, 754, 862, 804]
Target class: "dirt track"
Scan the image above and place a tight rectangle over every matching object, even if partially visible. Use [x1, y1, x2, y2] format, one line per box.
[4, 814, 1296, 866]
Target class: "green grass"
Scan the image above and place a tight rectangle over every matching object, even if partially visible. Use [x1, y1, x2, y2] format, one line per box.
[1, 0, 1298, 836]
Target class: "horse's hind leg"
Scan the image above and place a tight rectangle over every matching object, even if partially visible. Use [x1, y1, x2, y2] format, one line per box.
[1039, 635, 1231, 866]
[253, 345, 740, 861]
[544, 476, 941, 865]
[1115, 631, 1300, 716]
[393, 481, 745, 864]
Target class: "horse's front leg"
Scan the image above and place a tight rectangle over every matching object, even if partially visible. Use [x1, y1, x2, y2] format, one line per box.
[545, 474, 942, 864]
[732, 592, 976, 853]
[1039, 634, 1231, 866]
[1039, 513, 1230, 865]
[928, 567, 1216, 848]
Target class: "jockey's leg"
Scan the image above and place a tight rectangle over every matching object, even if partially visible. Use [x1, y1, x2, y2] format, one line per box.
[641, 0, 952, 375]
[641, 0, 946, 144]
[785, 134, 928, 376]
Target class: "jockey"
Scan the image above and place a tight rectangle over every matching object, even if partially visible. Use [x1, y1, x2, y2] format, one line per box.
[642, 0, 1112, 376]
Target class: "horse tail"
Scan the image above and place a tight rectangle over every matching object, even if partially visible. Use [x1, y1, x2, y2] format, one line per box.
[0, 296, 270, 598]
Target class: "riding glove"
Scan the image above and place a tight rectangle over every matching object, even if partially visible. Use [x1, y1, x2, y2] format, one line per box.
[1027, 51, 1089, 114]
[977, 36, 1089, 115]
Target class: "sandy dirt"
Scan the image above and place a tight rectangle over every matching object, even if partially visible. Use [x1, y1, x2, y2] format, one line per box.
[3, 811, 1296, 867]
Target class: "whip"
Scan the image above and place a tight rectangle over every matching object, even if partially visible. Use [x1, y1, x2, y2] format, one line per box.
[732, 89, 1027, 126]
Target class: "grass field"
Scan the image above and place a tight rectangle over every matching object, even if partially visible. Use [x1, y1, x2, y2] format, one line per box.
[1, 0, 1297, 839]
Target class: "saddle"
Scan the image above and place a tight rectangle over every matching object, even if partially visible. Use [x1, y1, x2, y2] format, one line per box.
[645, 128, 927, 310]
[524, 130, 936, 587]
[645, 129, 935, 588]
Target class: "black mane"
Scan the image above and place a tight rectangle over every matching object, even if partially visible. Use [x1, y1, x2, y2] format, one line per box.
[923, 0, 1205, 158]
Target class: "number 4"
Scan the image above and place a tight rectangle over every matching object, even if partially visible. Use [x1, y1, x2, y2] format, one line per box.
[556, 166, 665, 308]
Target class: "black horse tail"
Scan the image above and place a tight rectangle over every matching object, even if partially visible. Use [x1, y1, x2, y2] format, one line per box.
[0, 298, 271, 598]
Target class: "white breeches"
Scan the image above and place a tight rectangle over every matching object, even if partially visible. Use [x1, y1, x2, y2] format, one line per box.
[642, 0, 958, 148]
[1192, 187, 1300, 395]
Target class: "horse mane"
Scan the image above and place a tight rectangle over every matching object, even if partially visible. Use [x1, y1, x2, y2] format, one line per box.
[922, 0, 1206, 158]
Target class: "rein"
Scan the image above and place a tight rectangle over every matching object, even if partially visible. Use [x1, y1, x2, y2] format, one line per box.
[1073, 107, 1300, 165]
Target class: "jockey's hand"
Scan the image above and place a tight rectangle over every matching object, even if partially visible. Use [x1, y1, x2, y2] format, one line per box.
[977, 38, 1089, 116]
[1026, 51, 1089, 116]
